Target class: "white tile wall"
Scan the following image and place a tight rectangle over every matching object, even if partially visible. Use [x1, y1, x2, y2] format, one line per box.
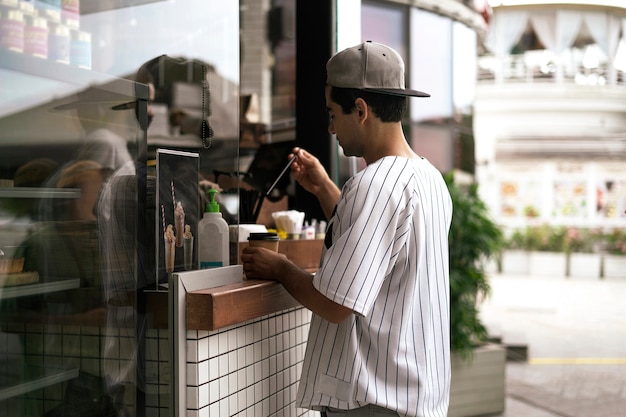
[1, 321, 157, 417]
[1, 307, 321, 417]
[185, 307, 320, 417]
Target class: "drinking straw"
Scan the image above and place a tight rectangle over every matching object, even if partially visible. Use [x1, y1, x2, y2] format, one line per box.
[266, 154, 297, 197]
[253, 155, 296, 222]
[171, 180, 176, 210]
[161, 204, 166, 235]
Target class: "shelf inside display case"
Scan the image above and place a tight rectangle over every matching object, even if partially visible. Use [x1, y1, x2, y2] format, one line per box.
[0, 279, 80, 300]
[80, 0, 166, 15]
[0, 50, 149, 98]
[0, 49, 150, 122]
[0, 187, 80, 199]
[0, 366, 79, 401]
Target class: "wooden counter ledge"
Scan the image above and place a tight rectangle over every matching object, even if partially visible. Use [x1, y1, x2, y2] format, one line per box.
[186, 279, 300, 330]
[188, 239, 323, 331]
[145, 239, 323, 331]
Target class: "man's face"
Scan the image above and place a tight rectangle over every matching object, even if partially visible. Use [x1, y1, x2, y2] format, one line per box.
[325, 86, 362, 157]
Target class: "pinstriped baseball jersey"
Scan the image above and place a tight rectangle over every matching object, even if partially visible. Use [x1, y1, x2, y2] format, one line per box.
[296, 156, 453, 417]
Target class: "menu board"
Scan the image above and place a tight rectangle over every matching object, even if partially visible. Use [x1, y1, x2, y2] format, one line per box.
[156, 149, 199, 285]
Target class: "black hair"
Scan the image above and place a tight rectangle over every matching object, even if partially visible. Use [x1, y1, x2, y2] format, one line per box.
[329, 86, 408, 122]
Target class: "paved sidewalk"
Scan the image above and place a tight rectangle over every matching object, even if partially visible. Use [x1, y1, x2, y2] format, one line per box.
[479, 274, 626, 417]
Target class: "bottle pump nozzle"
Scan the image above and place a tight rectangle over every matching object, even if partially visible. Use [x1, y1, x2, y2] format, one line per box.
[206, 188, 220, 213]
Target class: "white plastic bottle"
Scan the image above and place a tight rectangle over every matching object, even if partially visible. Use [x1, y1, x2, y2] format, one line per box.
[197, 189, 229, 269]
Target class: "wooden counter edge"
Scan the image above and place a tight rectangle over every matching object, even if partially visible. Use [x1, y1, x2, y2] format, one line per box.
[186, 278, 306, 331]
[146, 239, 323, 331]
[186, 238, 323, 331]
[144, 268, 317, 331]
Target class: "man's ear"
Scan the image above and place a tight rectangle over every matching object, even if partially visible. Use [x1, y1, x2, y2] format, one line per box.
[354, 97, 368, 120]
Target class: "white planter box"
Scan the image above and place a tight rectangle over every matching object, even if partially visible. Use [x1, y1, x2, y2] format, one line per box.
[603, 254, 626, 279]
[568, 253, 601, 279]
[449, 343, 506, 417]
[529, 251, 567, 277]
[500, 250, 529, 275]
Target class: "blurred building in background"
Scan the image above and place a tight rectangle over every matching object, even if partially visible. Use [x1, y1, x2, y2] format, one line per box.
[474, 0, 626, 232]
[310, 0, 490, 186]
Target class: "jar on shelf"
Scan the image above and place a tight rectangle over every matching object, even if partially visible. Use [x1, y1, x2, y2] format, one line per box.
[18, 0, 35, 15]
[60, 0, 78, 28]
[0, 3, 24, 53]
[0, 0, 18, 9]
[34, 0, 60, 22]
[47, 18, 68, 63]
[69, 27, 90, 69]
[23, 12, 47, 58]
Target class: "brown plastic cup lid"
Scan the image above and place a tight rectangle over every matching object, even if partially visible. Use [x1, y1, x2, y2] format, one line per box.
[248, 232, 279, 241]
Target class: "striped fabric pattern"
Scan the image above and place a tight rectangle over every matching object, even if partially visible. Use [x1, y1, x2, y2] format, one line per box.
[296, 156, 452, 417]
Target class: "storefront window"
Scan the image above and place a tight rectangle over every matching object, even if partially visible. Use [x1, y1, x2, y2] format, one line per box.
[0, 1, 239, 415]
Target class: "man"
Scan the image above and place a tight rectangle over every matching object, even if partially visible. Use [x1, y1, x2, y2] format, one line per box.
[241, 41, 453, 417]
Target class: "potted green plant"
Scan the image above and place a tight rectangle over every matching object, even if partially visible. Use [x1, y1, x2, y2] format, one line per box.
[502, 225, 569, 276]
[444, 172, 506, 417]
[446, 172, 503, 357]
[565, 227, 602, 278]
[500, 227, 531, 275]
[525, 224, 568, 277]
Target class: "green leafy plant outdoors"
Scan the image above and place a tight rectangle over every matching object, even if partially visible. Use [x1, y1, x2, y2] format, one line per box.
[603, 228, 626, 255]
[504, 225, 622, 255]
[445, 172, 504, 360]
[505, 224, 567, 251]
[564, 228, 602, 254]
[524, 224, 567, 252]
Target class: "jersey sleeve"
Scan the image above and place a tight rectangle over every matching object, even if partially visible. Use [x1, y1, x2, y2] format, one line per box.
[312, 158, 412, 317]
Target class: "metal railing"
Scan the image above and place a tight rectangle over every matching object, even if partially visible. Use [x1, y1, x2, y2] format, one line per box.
[477, 53, 626, 86]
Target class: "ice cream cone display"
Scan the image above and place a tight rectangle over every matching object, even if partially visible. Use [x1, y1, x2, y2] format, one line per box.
[174, 200, 185, 247]
[161, 183, 196, 274]
[164, 224, 175, 273]
[156, 150, 201, 278]
[183, 224, 194, 270]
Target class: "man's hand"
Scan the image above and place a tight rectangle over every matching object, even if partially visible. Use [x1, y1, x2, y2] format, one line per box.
[241, 246, 289, 280]
[289, 147, 328, 195]
[241, 244, 353, 324]
[290, 147, 341, 220]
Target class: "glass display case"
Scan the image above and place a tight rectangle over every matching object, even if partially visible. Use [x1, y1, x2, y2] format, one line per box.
[0, 1, 239, 415]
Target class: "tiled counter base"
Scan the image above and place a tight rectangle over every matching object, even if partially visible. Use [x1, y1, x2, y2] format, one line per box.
[186, 307, 318, 417]
[174, 239, 324, 417]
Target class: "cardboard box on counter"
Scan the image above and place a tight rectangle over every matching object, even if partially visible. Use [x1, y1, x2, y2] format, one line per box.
[230, 239, 324, 271]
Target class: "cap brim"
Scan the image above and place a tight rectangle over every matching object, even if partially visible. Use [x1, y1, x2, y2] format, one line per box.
[111, 101, 136, 111]
[53, 100, 136, 111]
[363, 88, 430, 98]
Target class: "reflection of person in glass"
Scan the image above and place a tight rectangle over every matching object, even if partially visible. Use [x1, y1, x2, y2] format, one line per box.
[97, 61, 157, 414]
[74, 65, 156, 176]
[74, 97, 133, 175]
[57, 160, 106, 221]
[19, 159, 107, 307]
